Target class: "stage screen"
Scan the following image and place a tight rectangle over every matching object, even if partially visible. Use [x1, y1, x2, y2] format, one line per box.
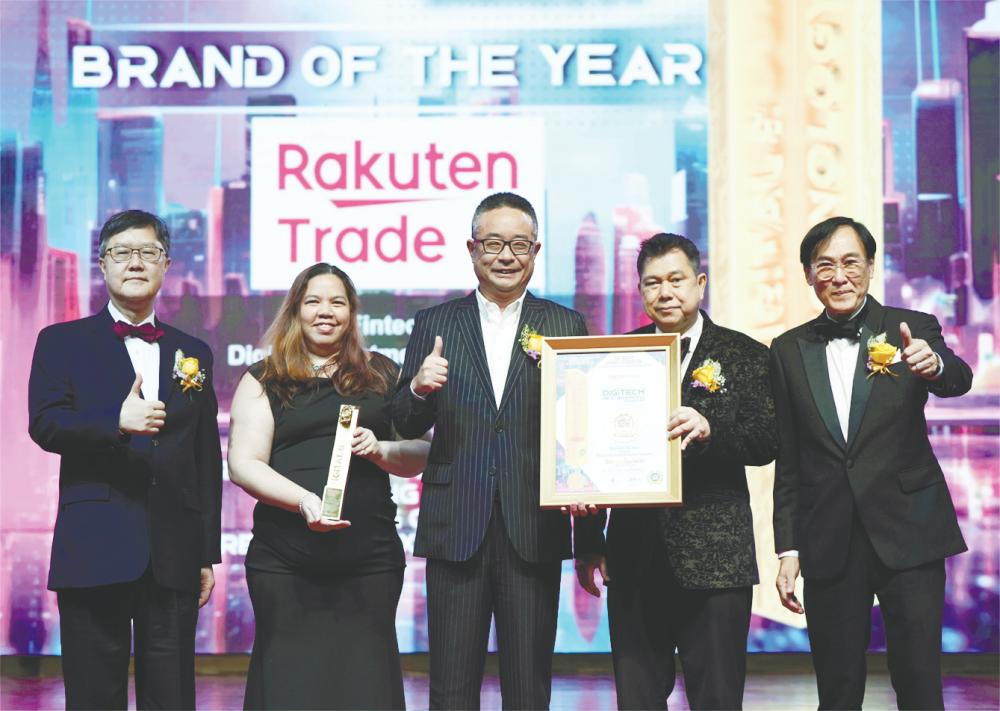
[0, 0, 995, 656]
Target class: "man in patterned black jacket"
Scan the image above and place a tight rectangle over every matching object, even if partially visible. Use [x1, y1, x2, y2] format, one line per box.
[575, 233, 777, 710]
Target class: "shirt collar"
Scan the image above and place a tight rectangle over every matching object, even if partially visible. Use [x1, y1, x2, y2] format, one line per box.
[475, 288, 526, 322]
[656, 310, 703, 340]
[107, 301, 156, 328]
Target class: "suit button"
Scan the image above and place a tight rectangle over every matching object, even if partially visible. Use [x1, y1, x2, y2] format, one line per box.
[495, 424, 504, 433]
[152, 438, 159, 447]
[488, 466, 497, 477]
[846, 458, 854, 468]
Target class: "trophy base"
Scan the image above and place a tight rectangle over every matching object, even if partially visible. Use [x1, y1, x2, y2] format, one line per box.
[320, 486, 344, 522]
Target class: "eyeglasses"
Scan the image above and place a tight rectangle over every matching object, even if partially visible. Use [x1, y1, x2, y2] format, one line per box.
[103, 246, 165, 263]
[474, 238, 536, 256]
[812, 259, 868, 282]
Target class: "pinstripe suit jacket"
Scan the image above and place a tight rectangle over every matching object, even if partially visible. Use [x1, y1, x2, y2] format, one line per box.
[393, 291, 588, 563]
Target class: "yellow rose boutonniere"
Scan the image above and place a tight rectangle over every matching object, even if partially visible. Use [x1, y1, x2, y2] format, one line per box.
[519, 325, 543, 367]
[866, 333, 901, 378]
[173, 349, 206, 393]
[691, 358, 726, 393]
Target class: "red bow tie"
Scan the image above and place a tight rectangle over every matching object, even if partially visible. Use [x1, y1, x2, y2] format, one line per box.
[112, 321, 164, 343]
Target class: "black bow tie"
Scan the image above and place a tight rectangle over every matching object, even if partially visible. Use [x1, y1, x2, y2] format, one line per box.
[680, 337, 691, 359]
[814, 317, 862, 342]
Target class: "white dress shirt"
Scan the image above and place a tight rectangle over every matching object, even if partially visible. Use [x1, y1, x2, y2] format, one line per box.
[822, 297, 911, 442]
[108, 302, 160, 401]
[826, 336, 859, 442]
[476, 289, 527, 407]
[657, 311, 704, 375]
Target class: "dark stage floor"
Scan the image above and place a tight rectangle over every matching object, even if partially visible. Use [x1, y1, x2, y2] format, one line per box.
[2, 654, 997, 710]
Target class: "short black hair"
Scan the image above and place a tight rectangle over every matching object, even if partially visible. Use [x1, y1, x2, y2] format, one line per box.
[471, 192, 538, 240]
[799, 216, 876, 268]
[636, 233, 700, 277]
[98, 210, 171, 256]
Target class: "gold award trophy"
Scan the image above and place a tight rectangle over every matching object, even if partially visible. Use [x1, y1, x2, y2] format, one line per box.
[320, 404, 360, 522]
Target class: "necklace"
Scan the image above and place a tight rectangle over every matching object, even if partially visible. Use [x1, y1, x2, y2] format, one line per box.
[311, 359, 337, 374]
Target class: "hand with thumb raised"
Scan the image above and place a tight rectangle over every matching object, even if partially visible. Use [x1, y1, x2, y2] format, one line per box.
[900, 321, 913, 349]
[413, 336, 448, 396]
[119, 372, 167, 435]
[900, 321, 941, 380]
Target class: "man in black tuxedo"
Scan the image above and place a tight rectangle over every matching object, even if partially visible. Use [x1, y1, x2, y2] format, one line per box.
[771, 216, 971, 709]
[392, 192, 587, 709]
[574, 233, 777, 709]
[28, 210, 222, 710]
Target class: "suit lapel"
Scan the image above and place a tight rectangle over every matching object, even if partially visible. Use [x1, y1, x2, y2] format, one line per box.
[498, 294, 545, 414]
[681, 313, 715, 401]
[91, 308, 142, 399]
[797, 324, 847, 449]
[98, 305, 179, 406]
[454, 294, 496, 410]
[846, 298, 885, 450]
[157, 320, 178, 409]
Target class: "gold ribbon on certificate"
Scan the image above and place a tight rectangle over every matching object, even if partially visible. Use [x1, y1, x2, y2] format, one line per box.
[321, 404, 359, 522]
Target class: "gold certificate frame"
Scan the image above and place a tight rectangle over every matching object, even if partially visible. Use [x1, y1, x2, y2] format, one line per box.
[540, 334, 683, 508]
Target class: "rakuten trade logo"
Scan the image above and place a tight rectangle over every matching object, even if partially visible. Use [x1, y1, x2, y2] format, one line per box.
[250, 117, 545, 291]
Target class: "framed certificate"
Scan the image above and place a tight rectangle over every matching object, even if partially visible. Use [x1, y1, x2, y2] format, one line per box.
[539, 334, 683, 508]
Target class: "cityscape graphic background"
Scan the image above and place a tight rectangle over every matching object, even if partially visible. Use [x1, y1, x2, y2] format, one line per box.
[0, 0, 996, 655]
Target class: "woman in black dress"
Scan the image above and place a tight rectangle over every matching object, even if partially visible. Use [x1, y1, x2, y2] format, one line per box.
[228, 263, 428, 710]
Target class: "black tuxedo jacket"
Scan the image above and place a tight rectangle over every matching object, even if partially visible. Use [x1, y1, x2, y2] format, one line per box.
[770, 297, 969, 579]
[575, 313, 777, 589]
[392, 291, 587, 563]
[28, 307, 223, 592]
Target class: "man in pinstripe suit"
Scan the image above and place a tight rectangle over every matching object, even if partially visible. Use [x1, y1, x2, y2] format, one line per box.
[393, 192, 588, 710]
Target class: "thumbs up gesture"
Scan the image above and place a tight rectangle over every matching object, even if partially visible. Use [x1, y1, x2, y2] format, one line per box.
[119, 373, 167, 435]
[899, 322, 941, 381]
[900, 321, 913, 349]
[412, 336, 448, 396]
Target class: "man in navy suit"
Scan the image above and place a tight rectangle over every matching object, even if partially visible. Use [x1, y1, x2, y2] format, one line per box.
[771, 216, 971, 709]
[28, 210, 222, 710]
[392, 192, 587, 709]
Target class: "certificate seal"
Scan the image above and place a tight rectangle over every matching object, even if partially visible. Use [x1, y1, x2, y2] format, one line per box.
[611, 411, 639, 443]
